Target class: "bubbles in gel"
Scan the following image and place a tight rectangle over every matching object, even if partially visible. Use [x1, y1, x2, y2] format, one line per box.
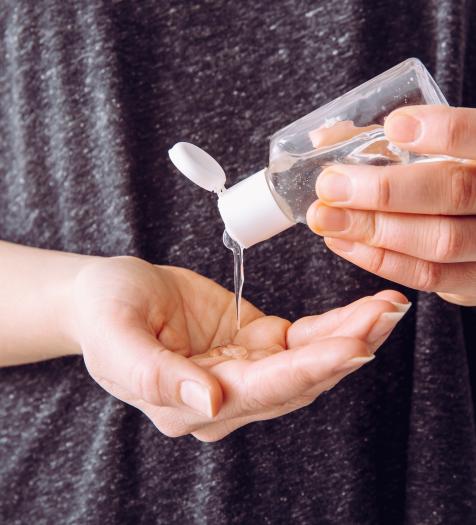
[209, 344, 248, 359]
[193, 343, 249, 361]
[223, 230, 244, 332]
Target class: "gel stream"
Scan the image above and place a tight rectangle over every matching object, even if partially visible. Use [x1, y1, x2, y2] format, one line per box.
[223, 230, 244, 332]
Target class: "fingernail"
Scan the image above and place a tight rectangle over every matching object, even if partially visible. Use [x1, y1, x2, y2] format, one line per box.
[334, 354, 375, 373]
[325, 237, 355, 252]
[389, 301, 412, 313]
[385, 113, 421, 143]
[311, 205, 350, 233]
[180, 380, 213, 418]
[317, 171, 353, 202]
[367, 311, 406, 344]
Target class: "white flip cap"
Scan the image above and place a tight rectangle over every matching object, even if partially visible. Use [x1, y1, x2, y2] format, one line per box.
[168, 142, 226, 192]
[168, 143, 294, 248]
[218, 170, 294, 248]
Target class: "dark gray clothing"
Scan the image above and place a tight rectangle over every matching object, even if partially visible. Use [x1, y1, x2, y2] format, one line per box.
[1, 1, 476, 524]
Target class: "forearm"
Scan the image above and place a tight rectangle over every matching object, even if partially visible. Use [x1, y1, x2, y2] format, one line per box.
[0, 241, 95, 366]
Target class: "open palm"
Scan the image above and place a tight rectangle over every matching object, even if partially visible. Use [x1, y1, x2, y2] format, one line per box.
[71, 256, 408, 441]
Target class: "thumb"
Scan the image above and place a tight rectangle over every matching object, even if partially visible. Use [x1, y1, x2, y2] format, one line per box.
[86, 318, 223, 418]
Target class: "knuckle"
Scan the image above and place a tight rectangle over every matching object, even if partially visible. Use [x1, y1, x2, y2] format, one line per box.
[242, 390, 271, 413]
[367, 246, 387, 275]
[300, 392, 318, 406]
[321, 380, 339, 394]
[376, 171, 392, 209]
[444, 109, 469, 154]
[286, 393, 316, 410]
[290, 356, 317, 392]
[241, 373, 272, 412]
[366, 212, 383, 246]
[414, 259, 442, 291]
[448, 165, 475, 213]
[435, 219, 465, 262]
[131, 354, 166, 406]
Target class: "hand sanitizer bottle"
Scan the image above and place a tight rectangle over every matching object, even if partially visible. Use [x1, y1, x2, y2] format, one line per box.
[169, 58, 449, 248]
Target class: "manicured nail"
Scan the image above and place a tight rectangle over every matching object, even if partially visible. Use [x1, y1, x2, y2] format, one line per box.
[317, 171, 353, 202]
[311, 205, 350, 233]
[368, 311, 406, 344]
[334, 354, 375, 373]
[390, 301, 412, 313]
[180, 380, 213, 418]
[325, 237, 355, 252]
[385, 113, 421, 143]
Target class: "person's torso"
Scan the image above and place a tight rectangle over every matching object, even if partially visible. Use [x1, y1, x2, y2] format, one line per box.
[1, 1, 476, 523]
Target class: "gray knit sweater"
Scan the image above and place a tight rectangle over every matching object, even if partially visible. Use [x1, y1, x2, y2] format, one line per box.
[1, 1, 476, 524]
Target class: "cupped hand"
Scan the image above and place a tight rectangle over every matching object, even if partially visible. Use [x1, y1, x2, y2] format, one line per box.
[69, 256, 409, 441]
[308, 105, 476, 306]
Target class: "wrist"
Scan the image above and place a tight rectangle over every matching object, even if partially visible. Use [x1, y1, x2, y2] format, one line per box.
[47, 253, 101, 357]
[0, 241, 101, 366]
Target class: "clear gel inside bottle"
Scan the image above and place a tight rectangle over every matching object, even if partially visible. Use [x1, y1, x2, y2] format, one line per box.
[264, 58, 453, 224]
[266, 125, 455, 224]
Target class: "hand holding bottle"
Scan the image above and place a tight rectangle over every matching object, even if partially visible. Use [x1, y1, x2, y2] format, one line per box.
[308, 105, 476, 306]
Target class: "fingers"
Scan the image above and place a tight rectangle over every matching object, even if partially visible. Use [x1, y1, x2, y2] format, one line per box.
[192, 337, 378, 441]
[242, 337, 371, 409]
[183, 337, 373, 426]
[324, 237, 476, 295]
[233, 315, 290, 350]
[86, 316, 223, 417]
[287, 292, 408, 347]
[184, 298, 411, 442]
[384, 105, 476, 160]
[191, 396, 313, 442]
[309, 203, 476, 263]
[309, 106, 476, 303]
[198, 337, 382, 438]
[314, 162, 476, 215]
[137, 303, 409, 441]
[325, 298, 409, 345]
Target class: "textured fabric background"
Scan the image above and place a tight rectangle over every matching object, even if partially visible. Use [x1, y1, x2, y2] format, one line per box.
[1, 1, 476, 524]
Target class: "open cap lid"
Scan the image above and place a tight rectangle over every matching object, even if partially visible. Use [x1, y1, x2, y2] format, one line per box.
[168, 142, 226, 193]
[168, 142, 294, 248]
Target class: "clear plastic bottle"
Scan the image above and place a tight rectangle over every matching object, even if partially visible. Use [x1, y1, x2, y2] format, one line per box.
[169, 58, 450, 248]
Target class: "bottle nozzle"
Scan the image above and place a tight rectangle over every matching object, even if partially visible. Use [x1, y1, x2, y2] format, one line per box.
[168, 142, 293, 248]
